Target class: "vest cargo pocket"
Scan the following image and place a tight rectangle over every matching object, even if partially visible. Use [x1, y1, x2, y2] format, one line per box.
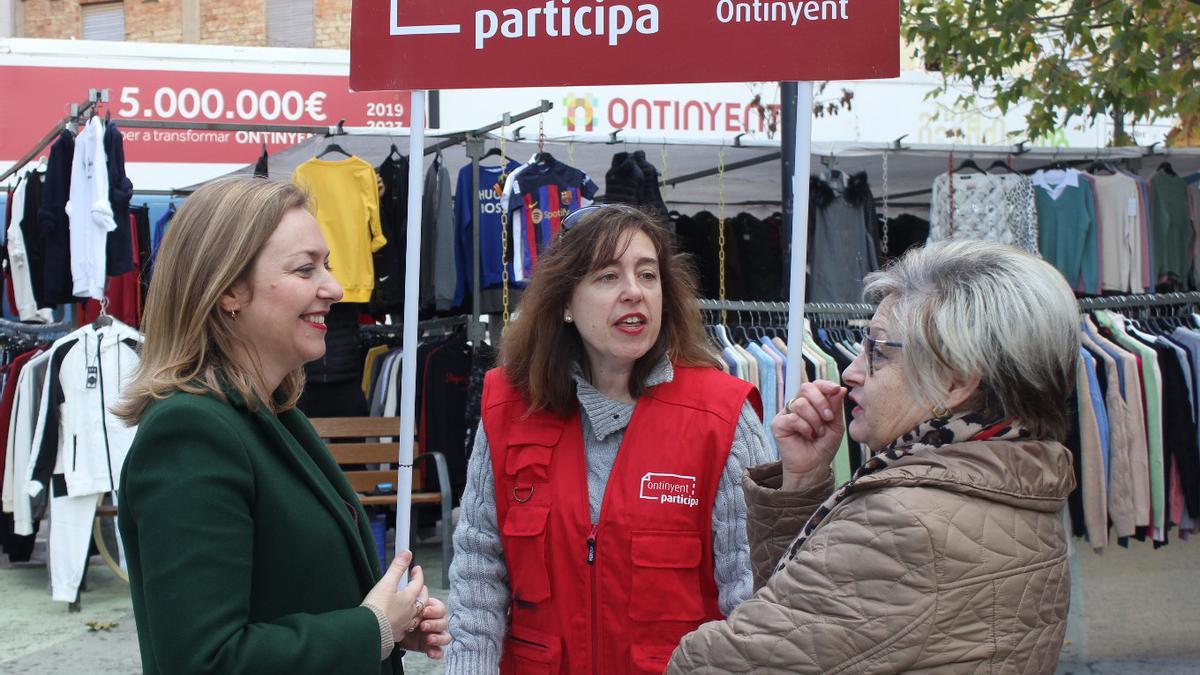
[629, 643, 676, 673]
[629, 531, 704, 622]
[505, 624, 562, 675]
[502, 503, 552, 603]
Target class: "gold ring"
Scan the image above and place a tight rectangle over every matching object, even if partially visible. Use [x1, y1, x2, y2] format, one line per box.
[786, 396, 800, 413]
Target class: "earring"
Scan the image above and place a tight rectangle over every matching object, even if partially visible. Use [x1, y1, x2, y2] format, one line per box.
[229, 309, 238, 320]
[564, 313, 573, 324]
[931, 404, 950, 420]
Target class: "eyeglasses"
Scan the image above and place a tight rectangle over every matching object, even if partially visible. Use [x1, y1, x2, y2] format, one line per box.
[864, 334, 904, 376]
[558, 204, 609, 237]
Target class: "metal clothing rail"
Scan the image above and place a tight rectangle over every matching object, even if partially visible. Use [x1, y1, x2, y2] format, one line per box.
[701, 292, 1200, 317]
[697, 299, 877, 315]
[1078, 292, 1200, 310]
[115, 119, 344, 135]
[0, 317, 74, 337]
[663, 151, 782, 188]
[431, 99, 552, 157]
[360, 315, 468, 336]
[0, 95, 99, 184]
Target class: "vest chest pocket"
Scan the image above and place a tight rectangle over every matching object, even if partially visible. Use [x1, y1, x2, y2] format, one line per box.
[504, 625, 562, 675]
[629, 643, 676, 674]
[501, 503, 552, 604]
[628, 531, 705, 622]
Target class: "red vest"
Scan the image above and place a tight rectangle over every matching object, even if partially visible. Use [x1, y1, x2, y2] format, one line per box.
[483, 365, 760, 675]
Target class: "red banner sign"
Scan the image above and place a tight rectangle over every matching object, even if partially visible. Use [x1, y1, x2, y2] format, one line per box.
[350, 0, 898, 91]
[0, 66, 410, 165]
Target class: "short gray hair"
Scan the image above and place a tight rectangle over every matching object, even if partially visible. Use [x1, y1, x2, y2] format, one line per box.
[863, 240, 1079, 439]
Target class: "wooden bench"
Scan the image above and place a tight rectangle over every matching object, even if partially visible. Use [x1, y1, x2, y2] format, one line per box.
[308, 416, 454, 587]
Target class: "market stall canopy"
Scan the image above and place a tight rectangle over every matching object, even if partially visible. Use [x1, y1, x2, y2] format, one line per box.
[194, 131, 1200, 217]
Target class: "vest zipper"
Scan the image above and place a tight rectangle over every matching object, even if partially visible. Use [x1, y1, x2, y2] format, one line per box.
[589, 523, 599, 674]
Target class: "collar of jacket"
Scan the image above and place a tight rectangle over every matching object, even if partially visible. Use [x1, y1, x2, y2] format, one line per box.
[219, 376, 379, 587]
[852, 438, 1076, 513]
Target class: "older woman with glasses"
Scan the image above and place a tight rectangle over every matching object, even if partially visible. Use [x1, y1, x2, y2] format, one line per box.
[445, 204, 772, 673]
[669, 240, 1079, 673]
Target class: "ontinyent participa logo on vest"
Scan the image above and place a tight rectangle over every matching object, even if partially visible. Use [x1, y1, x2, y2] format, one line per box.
[639, 472, 699, 508]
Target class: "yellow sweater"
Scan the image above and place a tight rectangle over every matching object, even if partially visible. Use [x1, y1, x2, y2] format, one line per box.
[292, 157, 387, 303]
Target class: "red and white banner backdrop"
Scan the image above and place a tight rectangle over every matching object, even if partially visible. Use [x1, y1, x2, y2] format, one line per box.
[0, 66, 411, 164]
[351, 0, 899, 91]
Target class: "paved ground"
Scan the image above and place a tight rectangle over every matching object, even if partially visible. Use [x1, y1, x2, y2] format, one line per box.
[3, 524, 1200, 674]
[0, 534, 448, 675]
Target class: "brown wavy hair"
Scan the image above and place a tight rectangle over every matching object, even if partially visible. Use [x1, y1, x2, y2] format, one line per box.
[499, 204, 718, 416]
[114, 178, 308, 424]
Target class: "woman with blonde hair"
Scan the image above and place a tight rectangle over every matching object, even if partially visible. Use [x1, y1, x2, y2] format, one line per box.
[116, 177, 450, 674]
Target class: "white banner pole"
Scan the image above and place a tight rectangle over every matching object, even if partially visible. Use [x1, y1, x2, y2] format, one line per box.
[394, 90, 426, 587]
[785, 81, 814, 400]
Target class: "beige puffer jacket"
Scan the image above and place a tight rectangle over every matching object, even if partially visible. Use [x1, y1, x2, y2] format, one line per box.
[668, 439, 1076, 674]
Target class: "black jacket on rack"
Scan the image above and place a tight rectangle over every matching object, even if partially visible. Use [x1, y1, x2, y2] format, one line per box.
[729, 212, 784, 302]
[133, 205, 153, 304]
[373, 154, 409, 315]
[18, 171, 47, 307]
[671, 211, 715, 298]
[605, 152, 644, 205]
[303, 302, 365, 386]
[420, 331, 472, 506]
[604, 150, 668, 221]
[104, 121, 135, 277]
[881, 213, 930, 261]
[673, 210, 746, 301]
[1149, 341, 1200, 518]
[37, 129, 74, 308]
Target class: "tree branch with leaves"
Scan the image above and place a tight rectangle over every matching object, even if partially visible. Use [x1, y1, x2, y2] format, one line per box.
[902, 0, 1200, 145]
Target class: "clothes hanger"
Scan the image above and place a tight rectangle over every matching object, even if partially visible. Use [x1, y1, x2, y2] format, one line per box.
[986, 159, 1017, 174]
[952, 157, 987, 175]
[91, 298, 113, 329]
[317, 140, 352, 159]
[1158, 161, 1176, 176]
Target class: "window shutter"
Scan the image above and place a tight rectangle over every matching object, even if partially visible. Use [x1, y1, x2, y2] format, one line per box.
[267, 0, 315, 48]
[82, 3, 125, 41]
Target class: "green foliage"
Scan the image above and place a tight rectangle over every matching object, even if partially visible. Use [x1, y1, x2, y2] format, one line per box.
[902, 0, 1200, 144]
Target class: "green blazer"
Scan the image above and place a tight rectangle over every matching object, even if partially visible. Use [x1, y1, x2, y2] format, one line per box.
[118, 387, 404, 674]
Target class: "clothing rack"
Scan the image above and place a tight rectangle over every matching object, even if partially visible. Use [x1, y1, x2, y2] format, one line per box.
[128, 100, 556, 344]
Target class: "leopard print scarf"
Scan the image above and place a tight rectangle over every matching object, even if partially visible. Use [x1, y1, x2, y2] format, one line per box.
[771, 412, 1030, 578]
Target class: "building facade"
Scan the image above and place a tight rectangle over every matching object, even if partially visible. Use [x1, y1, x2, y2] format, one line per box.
[1, 0, 350, 48]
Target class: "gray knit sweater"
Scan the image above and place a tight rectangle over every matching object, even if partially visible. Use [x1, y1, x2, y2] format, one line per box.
[444, 359, 772, 673]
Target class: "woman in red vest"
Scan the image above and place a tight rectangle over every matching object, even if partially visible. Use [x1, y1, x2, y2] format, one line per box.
[445, 204, 771, 673]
